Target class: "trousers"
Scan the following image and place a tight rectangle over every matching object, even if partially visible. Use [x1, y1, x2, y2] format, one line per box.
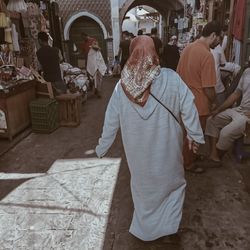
[205, 108, 249, 150]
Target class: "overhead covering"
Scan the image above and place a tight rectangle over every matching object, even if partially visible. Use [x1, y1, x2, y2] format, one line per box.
[129, 0, 184, 12]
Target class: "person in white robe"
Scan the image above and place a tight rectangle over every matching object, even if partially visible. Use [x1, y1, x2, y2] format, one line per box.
[96, 36, 204, 241]
[87, 41, 107, 98]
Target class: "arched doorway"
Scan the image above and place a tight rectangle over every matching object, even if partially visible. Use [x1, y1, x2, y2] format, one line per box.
[119, 0, 183, 43]
[120, 0, 183, 21]
[122, 6, 163, 36]
[64, 12, 108, 66]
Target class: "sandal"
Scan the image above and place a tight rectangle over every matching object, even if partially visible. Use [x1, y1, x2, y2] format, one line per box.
[185, 164, 205, 174]
[161, 233, 181, 245]
[204, 158, 222, 168]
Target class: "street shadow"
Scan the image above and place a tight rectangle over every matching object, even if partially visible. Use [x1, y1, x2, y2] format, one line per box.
[0, 179, 32, 200]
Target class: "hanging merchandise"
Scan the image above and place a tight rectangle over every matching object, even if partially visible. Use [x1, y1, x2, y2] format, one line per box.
[40, 13, 47, 32]
[0, 12, 7, 28]
[19, 38, 38, 70]
[3, 16, 12, 48]
[11, 24, 20, 52]
[48, 33, 53, 47]
[177, 17, 184, 31]
[7, 0, 28, 13]
[40, 1, 47, 11]
[27, 2, 40, 16]
[4, 28, 12, 44]
[232, 0, 246, 41]
[73, 43, 78, 52]
[184, 17, 189, 29]
[0, 28, 5, 44]
[27, 3, 40, 40]
[231, 38, 241, 65]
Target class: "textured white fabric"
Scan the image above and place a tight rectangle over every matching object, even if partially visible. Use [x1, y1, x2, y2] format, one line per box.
[205, 109, 249, 150]
[7, 0, 27, 13]
[96, 68, 204, 241]
[211, 45, 226, 94]
[11, 24, 20, 52]
[87, 48, 107, 77]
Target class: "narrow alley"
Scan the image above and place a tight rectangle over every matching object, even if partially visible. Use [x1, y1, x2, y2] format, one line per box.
[0, 76, 250, 250]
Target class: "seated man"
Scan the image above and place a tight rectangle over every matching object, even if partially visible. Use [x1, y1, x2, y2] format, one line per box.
[205, 66, 250, 165]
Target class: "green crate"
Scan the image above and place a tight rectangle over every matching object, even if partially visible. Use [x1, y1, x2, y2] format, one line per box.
[29, 98, 59, 133]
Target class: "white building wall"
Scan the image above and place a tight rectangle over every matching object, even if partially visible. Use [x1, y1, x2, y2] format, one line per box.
[110, 0, 121, 55]
[122, 19, 137, 35]
[138, 19, 155, 34]
[119, 0, 128, 8]
[122, 9, 138, 35]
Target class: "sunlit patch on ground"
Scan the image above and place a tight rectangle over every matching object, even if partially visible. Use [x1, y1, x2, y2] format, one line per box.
[0, 158, 121, 249]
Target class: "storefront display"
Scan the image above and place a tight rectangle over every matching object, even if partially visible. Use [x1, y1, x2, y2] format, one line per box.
[0, 0, 39, 140]
[0, 0, 87, 140]
[0, 79, 36, 140]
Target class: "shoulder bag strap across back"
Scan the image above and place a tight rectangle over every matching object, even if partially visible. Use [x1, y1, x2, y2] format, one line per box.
[149, 92, 180, 125]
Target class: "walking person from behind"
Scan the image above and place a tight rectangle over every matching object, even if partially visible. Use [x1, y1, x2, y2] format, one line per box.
[151, 27, 162, 57]
[177, 21, 221, 173]
[96, 36, 204, 242]
[37, 32, 67, 95]
[86, 40, 107, 98]
[81, 32, 97, 62]
[118, 31, 131, 70]
[161, 35, 180, 71]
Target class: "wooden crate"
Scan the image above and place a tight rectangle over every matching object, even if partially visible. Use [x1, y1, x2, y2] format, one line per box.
[31, 67, 54, 99]
[55, 93, 82, 127]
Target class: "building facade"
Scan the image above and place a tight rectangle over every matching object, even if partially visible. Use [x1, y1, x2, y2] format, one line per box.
[57, 0, 183, 65]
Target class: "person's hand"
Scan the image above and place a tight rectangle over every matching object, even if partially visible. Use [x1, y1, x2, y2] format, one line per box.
[211, 103, 217, 111]
[244, 111, 250, 118]
[91, 41, 100, 51]
[188, 138, 200, 154]
[211, 108, 220, 117]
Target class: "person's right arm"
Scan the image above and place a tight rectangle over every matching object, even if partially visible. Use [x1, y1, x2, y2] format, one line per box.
[212, 69, 246, 116]
[201, 54, 217, 105]
[179, 76, 205, 151]
[212, 90, 241, 116]
[204, 87, 216, 104]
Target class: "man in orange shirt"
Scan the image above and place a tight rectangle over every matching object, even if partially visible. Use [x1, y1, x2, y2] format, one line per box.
[177, 21, 222, 173]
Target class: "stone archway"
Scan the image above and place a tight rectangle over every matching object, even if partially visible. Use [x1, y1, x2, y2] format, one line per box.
[116, 0, 184, 48]
[63, 11, 110, 65]
[64, 11, 108, 41]
[120, 0, 184, 23]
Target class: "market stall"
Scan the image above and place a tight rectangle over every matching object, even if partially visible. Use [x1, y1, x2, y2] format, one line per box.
[0, 0, 38, 140]
[0, 79, 36, 140]
[0, 0, 58, 140]
[0, 0, 90, 140]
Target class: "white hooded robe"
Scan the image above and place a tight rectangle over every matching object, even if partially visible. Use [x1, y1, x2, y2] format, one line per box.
[96, 68, 204, 241]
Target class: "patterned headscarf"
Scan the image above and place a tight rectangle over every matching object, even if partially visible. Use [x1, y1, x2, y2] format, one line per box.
[121, 35, 161, 106]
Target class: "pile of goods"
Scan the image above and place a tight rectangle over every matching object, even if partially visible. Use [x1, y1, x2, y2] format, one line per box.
[0, 65, 34, 92]
[60, 62, 89, 97]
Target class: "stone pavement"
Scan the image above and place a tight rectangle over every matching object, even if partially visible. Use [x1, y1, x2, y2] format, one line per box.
[0, 76, 250, 250]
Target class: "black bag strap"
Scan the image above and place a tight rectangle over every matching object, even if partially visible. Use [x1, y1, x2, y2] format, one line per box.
[149, 92, 180, 125]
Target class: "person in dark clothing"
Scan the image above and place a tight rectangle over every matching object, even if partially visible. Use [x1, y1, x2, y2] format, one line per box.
[118, 31, 131, 70]
[129, 32, 136, 39]
[37, 32, 66, 94]
[161, 35, 180, 71]
[137, 29, 143, 36]
[150, 27, 162, 57]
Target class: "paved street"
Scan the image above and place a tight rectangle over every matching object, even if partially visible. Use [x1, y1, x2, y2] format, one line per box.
[0, 77, 250, 250]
